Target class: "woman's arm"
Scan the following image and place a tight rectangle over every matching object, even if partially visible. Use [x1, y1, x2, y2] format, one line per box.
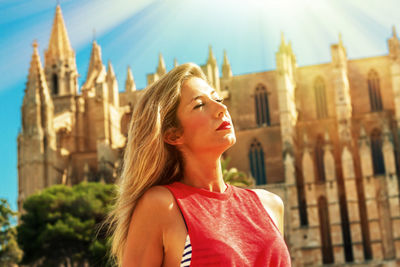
[122, 187, 169, 267]
[251, 189, 284, 235]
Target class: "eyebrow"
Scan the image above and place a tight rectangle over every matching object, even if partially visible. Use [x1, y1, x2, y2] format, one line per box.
[190, 90, 218, 103]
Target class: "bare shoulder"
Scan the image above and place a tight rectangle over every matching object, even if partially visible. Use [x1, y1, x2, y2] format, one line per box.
[251, 189, 285, 234]
[137, 185, 175, 209]
[123, 185, 177, 266]
[251, 189, 284, 211]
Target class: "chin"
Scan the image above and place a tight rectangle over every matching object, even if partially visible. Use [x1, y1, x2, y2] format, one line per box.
[222, 133, 236, 149]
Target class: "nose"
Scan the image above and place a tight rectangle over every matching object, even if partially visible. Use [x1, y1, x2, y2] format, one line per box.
[215, 100, 227, 119]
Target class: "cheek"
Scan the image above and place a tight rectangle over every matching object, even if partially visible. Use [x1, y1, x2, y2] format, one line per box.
[182, 114, 210, 135]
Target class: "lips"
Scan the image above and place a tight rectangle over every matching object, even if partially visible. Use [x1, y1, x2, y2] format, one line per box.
[216, 121, 231, 131]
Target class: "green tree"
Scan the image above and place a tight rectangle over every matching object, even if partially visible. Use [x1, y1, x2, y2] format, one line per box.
[17, 182, 116, 267]
[0, 198, 22, 267]
[222, 157, 254, 188]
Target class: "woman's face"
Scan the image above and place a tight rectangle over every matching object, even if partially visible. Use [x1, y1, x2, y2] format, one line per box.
[173, 77, 236, 155]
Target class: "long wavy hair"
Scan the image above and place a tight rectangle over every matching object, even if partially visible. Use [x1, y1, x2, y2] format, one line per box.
[107, 63, 207, 266]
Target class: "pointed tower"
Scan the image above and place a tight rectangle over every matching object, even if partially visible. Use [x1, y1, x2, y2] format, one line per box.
[388, 26, 400, 60]
[331, 34, 352, 142]
[125, 66, 136, 92]
[82, 40, 106, 94]
[44, 5, 78, 98]
[276, 32, 298, 153]
[18, 41, 58, 213]
[81, 40, 110, 152]
[275, 32, 302, 264]
[222, 50, 232, 79]
[331, 35, 365, 262]
[106, 61, 119, 107]
[147, 53, 167, 85]
[157, 53, 167, 77]
[388, 26, 400, 130]
[204, 45, 220, 91]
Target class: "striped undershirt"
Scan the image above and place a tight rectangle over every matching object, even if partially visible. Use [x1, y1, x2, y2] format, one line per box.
[180, 234, 192, 267]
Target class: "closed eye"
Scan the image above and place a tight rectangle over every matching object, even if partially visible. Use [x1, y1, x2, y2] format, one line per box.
[193, 98, 223, 109]
[194, 103, 204, 109]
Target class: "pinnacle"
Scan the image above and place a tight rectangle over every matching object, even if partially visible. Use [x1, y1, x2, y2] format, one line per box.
[29, 41, 43, 78]
[280, 31, 286, 46]
[158, 53, 166, 68]
[126, 66, 134, 82]
[278, 32, 288, 53]
[208, 45, 216, 60]
[338, 33, 343, 46]
[107, 60, 115, 78]
[88, 41, 102, 71]
[46, 4, 73, 60]
[207, 45, 217, 66]
[223, 50, 230, 65]
[157, 53, 166, 75]
[125, 66, 136, 92]
[33, 39, 38, 49]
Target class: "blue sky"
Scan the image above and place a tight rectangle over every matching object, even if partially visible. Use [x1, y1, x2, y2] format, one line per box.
[1, 0, 399, 211]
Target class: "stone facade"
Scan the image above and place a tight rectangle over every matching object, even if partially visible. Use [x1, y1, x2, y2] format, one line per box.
[18, 5, 400, 266]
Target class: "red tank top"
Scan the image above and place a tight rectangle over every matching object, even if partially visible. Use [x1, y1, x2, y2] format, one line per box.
[164, 182, 291, 267]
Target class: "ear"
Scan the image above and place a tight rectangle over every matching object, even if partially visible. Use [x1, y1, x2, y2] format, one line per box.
[164, 128, 183, 146]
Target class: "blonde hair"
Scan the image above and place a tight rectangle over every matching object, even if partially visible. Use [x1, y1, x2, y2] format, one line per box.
[107, 63, 207, 266]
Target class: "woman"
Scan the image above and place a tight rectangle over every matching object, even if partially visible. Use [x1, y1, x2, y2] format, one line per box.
[108, 63, 291, 266]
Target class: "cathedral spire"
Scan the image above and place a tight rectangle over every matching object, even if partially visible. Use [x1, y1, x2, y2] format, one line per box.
[207, 45, 217, 66]
[157, 53, 166, 76]
[24, 41, 55, 140]
[28, 40, 43, 84]
[338, 33, 343, 47]
[331, 33, 347, 69]
[107, 61, 119, 107]
[278, 32, 287, 53]
[44, 4, 78, 97]
[125, 66, 136, 92]
[389, 25, 400, 60]
[87, 40, 103, 77]
[27, 40, 53, 108]
[107, 60, 115, 79]
[45, 5, 73, 61]
[280, 31, 286, 46]
[222, 50, 232, 79]
[82, 40, 105, 91]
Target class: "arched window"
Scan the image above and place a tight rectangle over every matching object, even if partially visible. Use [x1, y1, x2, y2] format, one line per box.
[52, 73, 59, 95]
[315, 135, 326, 182]
[371, 129, 385, 175]
[254, 84, 271, 126]
[367, 70, 383, 112]
[314, 77, 328, 119]
[318, 196, 334, 264]
[248, 139, 267, 185]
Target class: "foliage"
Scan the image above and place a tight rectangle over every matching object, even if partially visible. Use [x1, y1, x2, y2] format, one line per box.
[222, 157, 254, 188]
[0, 198, 23, 266]
[17, 182, 116, 267]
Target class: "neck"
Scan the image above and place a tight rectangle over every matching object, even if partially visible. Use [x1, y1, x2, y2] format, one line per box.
[180, 151, 226, 193]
